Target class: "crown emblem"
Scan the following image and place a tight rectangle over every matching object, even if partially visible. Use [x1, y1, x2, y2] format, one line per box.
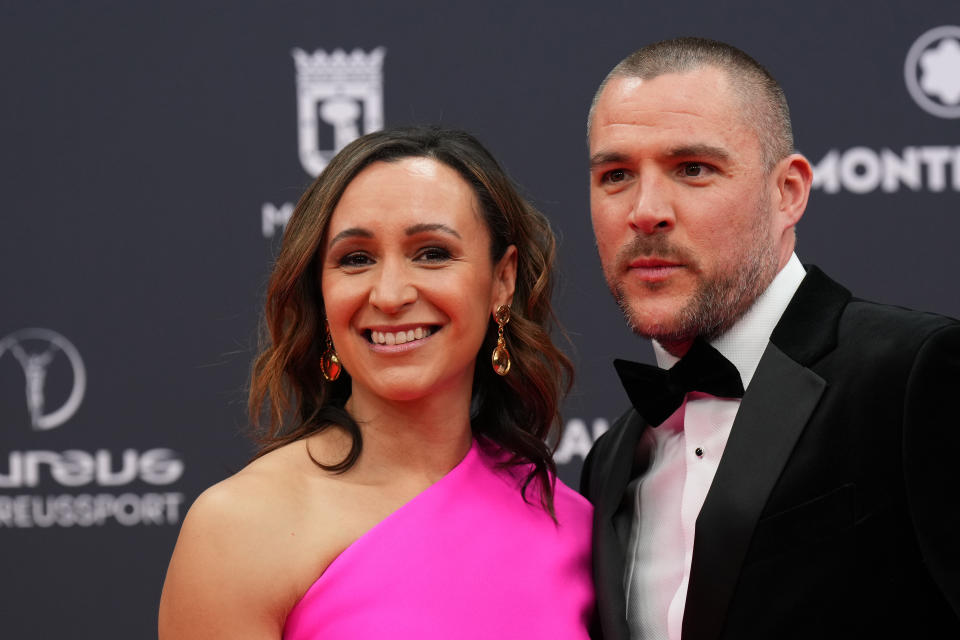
[292, 48, 386, 84]
[291, 47, 387, 177]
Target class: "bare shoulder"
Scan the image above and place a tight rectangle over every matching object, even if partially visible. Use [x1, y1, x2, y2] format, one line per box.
[158, 439, 347, 639]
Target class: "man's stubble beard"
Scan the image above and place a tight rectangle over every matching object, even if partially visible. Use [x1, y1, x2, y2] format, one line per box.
[609, 204, 779, 348]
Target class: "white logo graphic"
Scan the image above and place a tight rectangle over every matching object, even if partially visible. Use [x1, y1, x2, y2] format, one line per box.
[0, 328, 86, 431]
[555, 418, 610, 465]
[905, 25, 960, 119]
[292, 47, 386, 177]
[812, 145, 960, 194]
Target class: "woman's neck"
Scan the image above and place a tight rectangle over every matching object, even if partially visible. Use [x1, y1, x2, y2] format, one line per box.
[343, 383, 474, 482]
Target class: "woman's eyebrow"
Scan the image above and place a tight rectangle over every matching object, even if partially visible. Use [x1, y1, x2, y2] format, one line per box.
[327, 227, 373, 249]
[405, 223, 461, 239]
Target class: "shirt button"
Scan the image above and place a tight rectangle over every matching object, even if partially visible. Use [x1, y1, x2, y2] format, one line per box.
[695, 447, 704, 457]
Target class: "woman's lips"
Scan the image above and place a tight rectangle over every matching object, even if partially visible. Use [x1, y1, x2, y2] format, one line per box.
[363, 325, 440, 353]
[368, 326, 433, 346]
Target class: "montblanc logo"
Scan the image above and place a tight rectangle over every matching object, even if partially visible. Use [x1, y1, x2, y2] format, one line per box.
[262, 47, 387, 239]
[809, 26, 960, 196]
[0, 328, 86, 431]
[905, 25, 960, 120]
[811, 146, 960, 194]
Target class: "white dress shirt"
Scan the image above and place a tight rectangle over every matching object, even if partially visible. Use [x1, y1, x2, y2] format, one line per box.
[623, 254, 806, 640]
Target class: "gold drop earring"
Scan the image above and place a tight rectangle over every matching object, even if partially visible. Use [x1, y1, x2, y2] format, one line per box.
[321, 325, 342, 381]
[491, 304, 511, 376]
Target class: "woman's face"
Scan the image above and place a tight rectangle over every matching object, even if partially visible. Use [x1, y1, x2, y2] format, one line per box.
[321, 157, 517, 404]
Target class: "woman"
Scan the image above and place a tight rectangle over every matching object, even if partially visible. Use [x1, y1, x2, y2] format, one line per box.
[158, 126, 594, 639]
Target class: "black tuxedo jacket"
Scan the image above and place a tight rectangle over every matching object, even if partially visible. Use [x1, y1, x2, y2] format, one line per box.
[581, 267, 960, 639]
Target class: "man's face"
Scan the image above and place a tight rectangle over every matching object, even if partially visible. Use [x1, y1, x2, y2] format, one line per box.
[589, 67, 786, 351]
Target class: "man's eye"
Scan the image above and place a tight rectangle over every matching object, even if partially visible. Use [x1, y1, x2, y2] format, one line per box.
[603, 169, 627, 184]
[682, 163, 706, 177]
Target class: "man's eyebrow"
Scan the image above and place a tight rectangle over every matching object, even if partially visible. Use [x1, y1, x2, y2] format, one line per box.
[405, 223, 461, 239]
[667, 144, 731, 162]
[327, 227, 374, 249]
[589, 151, 630, 169]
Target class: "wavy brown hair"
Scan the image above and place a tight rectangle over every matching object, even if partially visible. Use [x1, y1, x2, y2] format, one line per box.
[249, 126, 572, 514]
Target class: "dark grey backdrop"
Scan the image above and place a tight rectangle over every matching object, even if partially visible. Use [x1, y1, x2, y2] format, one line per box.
[2, 1, 958, 636]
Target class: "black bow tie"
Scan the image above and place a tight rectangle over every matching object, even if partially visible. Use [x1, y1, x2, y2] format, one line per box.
[614, 338, 745, 427]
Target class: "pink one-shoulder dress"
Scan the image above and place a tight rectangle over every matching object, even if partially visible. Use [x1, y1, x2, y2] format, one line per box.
[283, 438, 595, 639]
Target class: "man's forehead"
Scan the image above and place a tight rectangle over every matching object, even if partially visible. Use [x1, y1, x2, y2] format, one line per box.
[589, 68, 759, 154]
[598, 67, 736, 113]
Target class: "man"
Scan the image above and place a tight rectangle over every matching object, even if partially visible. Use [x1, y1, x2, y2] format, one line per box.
[581, 37, 960, 640]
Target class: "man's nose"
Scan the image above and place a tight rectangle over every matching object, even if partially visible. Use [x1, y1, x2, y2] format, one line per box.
[368, 258, 418, 313]
[628, 174, 676, 234]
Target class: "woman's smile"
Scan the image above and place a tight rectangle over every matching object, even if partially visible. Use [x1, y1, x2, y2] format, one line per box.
[365, 324, 439, 350]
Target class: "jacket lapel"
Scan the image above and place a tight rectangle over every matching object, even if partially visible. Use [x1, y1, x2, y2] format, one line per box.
[682, 344, 825, 640]
[681, 267, 851, 640]
[592, 410, 645, 640]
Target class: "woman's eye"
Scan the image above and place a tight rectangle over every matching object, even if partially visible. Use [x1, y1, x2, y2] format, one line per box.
[338, 252, 373, 268]
[416, 247, 452, 262]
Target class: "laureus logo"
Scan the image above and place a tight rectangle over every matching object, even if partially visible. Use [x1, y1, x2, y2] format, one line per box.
[905, 25, 960, 119]
[292, 47, 386, 177]
[0, 328, 86, 431]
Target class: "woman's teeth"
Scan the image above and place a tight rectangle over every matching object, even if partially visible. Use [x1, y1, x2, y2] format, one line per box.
[370, 327, 432, 345]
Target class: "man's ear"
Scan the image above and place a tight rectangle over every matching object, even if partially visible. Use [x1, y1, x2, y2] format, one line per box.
[774, 153, 813, 231]
[492, 245, 518, 310]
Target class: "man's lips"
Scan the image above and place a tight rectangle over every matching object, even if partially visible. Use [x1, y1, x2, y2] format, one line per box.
[625, 258, 684, 282]
[628, 257, 682, 269]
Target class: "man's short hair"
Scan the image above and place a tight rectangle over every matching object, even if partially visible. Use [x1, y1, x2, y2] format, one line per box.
[588, 37, 794, 170]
